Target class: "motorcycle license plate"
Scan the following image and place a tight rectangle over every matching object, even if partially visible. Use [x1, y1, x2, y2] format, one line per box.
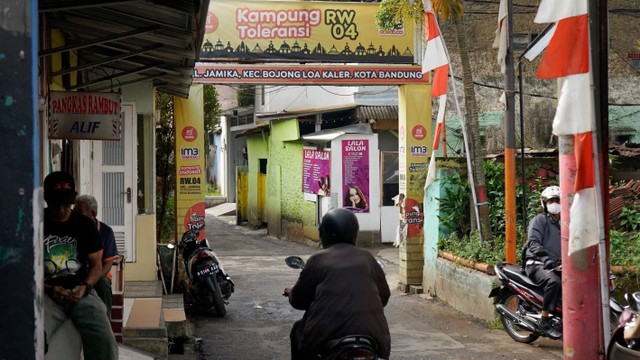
[196, 264, 218, 277]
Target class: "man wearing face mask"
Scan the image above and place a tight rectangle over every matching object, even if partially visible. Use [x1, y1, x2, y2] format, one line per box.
[43, 171, 118, 359]
[524, 185, 562, 339]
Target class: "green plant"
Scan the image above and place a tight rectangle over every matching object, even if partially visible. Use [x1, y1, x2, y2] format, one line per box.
[487, 317, 504, 330]
[437, 160, 552, 263]
[206, 183, 221, 196]
[437, 172, 470, 238]
[618, 207, 640, 232]
[156, 192, 176, 244]
[610, 229, 640, 267]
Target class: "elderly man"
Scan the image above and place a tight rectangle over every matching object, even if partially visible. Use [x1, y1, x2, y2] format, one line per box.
[74, 194, 119, 319]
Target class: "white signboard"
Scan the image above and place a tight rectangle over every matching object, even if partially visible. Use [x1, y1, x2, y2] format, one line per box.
[48, 91, 122, 140]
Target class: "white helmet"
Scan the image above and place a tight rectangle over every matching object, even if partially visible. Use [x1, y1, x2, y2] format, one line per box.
[540, 185, 561, 208]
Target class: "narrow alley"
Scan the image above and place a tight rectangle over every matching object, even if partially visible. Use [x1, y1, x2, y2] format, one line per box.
[188, 208, 563, 360]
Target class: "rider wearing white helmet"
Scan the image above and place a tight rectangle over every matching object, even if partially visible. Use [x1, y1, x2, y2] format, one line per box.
[524, 185, 562, 339]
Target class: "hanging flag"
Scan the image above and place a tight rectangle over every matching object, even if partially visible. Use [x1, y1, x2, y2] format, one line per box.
[493, 0, 508, 73]
[422, 0, 450, 190]
[421, 0, 449, 97]
[535, 0, 598, 255]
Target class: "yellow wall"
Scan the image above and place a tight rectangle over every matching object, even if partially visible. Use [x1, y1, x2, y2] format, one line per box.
[125, 214, 158, 281]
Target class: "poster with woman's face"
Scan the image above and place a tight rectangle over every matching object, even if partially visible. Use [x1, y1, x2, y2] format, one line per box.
[342, 139, 370, 213]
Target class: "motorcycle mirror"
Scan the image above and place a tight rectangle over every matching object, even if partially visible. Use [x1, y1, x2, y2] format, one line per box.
[285, 256, 305, 270]
[629, 291, 640, 311]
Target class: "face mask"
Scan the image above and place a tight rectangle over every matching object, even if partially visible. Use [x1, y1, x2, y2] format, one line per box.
[47, 189, 77, 205]
[546, 203, 561, 215]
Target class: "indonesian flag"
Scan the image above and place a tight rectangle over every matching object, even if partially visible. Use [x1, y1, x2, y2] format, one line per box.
[535, 0, 598, 255]
[493, 0, 508, 73]
[423, 0, 450, 189]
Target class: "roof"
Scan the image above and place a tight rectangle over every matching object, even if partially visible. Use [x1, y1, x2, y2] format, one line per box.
[40, 0, 209, 98]
[356, 105, 398, 121]
[302, 123, 373, 144]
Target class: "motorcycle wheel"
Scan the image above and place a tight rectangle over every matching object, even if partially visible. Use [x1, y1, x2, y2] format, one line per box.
[204, 275, 227, 317]
[500, 294, 540, 343]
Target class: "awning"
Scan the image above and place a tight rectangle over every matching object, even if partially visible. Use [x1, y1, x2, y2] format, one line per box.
[302, 123, 373, 145]
[39, 0, 209, 98]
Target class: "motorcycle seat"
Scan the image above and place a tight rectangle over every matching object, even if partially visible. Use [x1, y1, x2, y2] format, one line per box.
[322, 334, 378, 355]
[503, 264, 543, 291]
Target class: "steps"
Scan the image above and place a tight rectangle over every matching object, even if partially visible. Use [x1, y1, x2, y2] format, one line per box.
[123, 281, 189, 358]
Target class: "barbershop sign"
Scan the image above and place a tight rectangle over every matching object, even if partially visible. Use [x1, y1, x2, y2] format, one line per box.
[48, 91, 122, 140]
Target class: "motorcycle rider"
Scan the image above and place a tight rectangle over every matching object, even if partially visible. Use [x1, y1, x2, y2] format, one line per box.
[284, 208, 391, 359]
[524, 185, 562, 339]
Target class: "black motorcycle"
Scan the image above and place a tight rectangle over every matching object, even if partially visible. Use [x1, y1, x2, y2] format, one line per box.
[608, 291, 640, 359]
[489, 261, 623, 343]
[284, 256, 380, 360]
[179, 229, 234, 317]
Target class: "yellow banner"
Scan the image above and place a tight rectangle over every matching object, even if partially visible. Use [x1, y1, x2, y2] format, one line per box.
[398, 85, 432, 239]
[203, 0, 416, 64]
[175, 85, 206, 241]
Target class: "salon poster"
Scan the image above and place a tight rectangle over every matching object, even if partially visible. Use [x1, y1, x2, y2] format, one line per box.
[302, 149, 331, 196]
[342, 139, 370, 213]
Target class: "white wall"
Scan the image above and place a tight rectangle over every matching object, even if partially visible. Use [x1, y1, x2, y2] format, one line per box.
[330, 133, 380, 232]
[258, 86, 357, 113]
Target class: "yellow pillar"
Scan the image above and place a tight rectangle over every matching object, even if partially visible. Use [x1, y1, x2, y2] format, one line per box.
[397, 84, 432, 291]
[174, 85, 207, 242]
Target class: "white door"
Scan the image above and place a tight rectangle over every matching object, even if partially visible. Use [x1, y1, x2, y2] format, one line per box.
[92, 103, 137, 262]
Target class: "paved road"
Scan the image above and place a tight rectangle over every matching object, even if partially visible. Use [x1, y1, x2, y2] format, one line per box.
[191, 211, 563, 360]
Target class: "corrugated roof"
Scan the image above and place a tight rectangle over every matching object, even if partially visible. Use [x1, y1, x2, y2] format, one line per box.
[356, 105, 398, 121]
[40, 0, 209, 98]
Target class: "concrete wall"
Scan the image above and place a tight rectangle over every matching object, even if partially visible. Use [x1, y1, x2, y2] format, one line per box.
[125, 214, 157, 281]
[435, 258, 497, 322]
[267, 119, 317, 243]
[258, 86, 357, 113]
[423, 168, 455, 296]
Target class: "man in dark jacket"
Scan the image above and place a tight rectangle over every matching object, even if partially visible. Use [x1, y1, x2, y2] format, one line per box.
[524, 185, 562, 339]
[284, 208, 391, 359]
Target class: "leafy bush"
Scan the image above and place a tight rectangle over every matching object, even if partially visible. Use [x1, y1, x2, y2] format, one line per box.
[438, 162, 640, 269]
[610, 229, 640, 267]
[618, 207, 640, 232]
[438, 159, 551, 264]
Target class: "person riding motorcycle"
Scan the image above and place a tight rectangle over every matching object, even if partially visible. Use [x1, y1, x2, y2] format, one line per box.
[523, 185, 562, 339]
[284, 208, 391, 359]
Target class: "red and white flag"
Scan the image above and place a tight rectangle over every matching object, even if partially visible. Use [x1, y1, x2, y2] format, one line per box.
[535, 0, 598, 255]
[422, 0, 449, 189]
[493, 0, 508, 73]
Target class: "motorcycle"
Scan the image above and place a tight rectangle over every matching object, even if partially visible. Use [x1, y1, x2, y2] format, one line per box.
[608, 291, 640, 359]
[178, 229, 234, 317]
[284, 256, 380, 360]
[489, 261, 623, 343]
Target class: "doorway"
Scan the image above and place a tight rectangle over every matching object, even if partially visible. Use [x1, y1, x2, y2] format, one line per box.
[92, 103, 137, 261]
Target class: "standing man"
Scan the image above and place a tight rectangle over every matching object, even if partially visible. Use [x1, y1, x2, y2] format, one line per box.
[43, 171, 118, 359]
[75, 194, 119, 319]
[523, 185, 562, 339]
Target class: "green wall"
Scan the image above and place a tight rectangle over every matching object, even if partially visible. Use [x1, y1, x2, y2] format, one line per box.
[266, 119, 316, 240]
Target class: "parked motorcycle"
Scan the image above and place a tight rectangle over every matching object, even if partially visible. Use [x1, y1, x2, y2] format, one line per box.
[489, 261, 623, 343]
[284, 256, 380, 360]
[179, 229, 234, 317]
[608, 291, 640, 359]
